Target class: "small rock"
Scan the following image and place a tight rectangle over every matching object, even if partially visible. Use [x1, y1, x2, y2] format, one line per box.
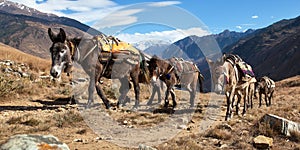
[253, 135, 273, 149]
[177, 125, 188, 130]
[123, 120, 128, 125]
[73, 138, 83, 142]
[3, 67, 13, 73]
[220, 144, 228, 149]
[95, 137, 103, 141]
[138, 144, 157, 150]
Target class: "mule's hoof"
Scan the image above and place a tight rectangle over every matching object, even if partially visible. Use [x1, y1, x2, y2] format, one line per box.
[85, 104, 92, 109]
[172, 104, 177, 109]
[164, 104, 169, 108]
[105, 103, 111, 109]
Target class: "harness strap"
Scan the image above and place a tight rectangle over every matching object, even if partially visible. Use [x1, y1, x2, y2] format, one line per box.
[80, 44, 97, 63]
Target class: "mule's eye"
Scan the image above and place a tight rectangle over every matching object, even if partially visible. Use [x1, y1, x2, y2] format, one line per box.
[63, 46, 68, 49]
[60, 50, 65, 53]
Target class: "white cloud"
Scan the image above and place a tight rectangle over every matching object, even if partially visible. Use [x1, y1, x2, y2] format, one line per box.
[93, 9, 143, 29]
[148, 1, 181, 7]
[116, 27, 211, 43]
[251, 15, 259, 19]
[236, 26, 242, 29]
[10, 0, 118, 22]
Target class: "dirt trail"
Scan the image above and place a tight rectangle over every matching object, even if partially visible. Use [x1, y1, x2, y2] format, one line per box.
[0, 76, 300, 149]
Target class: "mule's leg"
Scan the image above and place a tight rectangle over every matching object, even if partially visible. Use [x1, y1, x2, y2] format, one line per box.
[170, 88, 177, 108]
[259, 92, 262, 107]
[118, 77, 130, 107]
[147, 81, 160, 105]
[249, 86, 254, 109]
[187, 83, 196, 108]
[269, 90, 274, 106]
[164, 86, 171, 108]
[86, 78, 95, 108]
[242, 86, 249, 116]
[225, 92, 231, 121]
[95, 83, 111, 109]
[147, 85, 156, 105]
[225, 87, 235, 121]
[157, 83, 162, 104]
[264, 92, 268, 107]
[236, 93, 241, 116]
[132, 79, 140, 108]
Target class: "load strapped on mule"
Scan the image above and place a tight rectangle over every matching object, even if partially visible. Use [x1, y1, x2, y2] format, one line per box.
[224, 54, 256, 83]
[94, 34, 141, 64]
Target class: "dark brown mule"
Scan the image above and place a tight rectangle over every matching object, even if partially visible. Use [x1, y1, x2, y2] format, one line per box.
[48, 28, 145, 108]
[255, 76, 275, 107]
[147, 56, 203, 108]
[208, 54, 255, 120]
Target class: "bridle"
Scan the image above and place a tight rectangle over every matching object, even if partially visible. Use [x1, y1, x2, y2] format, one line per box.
[67, 39, 97, 64]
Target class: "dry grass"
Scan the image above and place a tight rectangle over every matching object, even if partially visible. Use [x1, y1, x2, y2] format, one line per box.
[205, 126, 232, 140]
[53, 110, 84, 128]
[0, 42, 50, 72]
[7, 114, 41, 127]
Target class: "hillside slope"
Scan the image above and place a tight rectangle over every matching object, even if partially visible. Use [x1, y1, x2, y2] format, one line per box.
[0, 11, 87, 58]
[224, 16, 300, 80]
[0, 42, 50, 71]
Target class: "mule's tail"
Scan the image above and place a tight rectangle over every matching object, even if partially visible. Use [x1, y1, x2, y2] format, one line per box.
[139, 51, 150, 84]
[198, 72, 204, 92]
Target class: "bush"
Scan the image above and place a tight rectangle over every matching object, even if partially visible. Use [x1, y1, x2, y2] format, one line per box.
[0, 75, 24, 98]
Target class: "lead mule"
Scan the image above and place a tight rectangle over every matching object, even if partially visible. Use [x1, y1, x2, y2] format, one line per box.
[48, 28, 145, 109]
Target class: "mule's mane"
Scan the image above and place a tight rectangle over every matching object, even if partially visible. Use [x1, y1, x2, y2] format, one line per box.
[68, 37, 82, 46]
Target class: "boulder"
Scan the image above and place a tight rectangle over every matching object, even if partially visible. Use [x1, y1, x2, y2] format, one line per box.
[261, 114, 300, 136]
[1, 134, 69, 150]
[253, 135, 273, 149]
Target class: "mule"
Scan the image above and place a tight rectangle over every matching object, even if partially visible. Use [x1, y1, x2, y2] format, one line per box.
[255, 76, 275, 107]
[208, 54, 255, 120]
[147, 56, 203, 108]
[48, 28, 146, 109]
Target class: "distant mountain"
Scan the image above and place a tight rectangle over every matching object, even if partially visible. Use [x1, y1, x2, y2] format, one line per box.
[0, 0, 101, 58]
[224, 16, 300, 80]
[161, 30, 253, 60]
[0, 0, 100, 35]
[143, 44, 170, 57]
[214, 29, 255, 50]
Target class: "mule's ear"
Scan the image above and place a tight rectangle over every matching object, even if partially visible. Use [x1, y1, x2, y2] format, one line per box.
[48, 28, 56, 42]
[57, 28, 66, 42]
[206, 58, 214, 65]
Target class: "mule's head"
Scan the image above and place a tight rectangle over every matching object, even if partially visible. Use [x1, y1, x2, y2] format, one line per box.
[48, 28, 72, 78]
[147, 56, 160, 83]
[207, 58, 226, 93]
[255, 78, 265, 93]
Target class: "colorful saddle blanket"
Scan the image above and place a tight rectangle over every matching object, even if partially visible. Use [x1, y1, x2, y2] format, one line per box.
[237, 61, 255, 77]
[225, 54, 255, 77]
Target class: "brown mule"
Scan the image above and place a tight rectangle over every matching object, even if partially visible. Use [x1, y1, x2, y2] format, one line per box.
[208, 54, 256, 120]
[147, 56, 204, 108]
[48, 28, 146, 109]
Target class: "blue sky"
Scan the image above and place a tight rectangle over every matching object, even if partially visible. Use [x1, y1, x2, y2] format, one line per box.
[10, 0, 300, 43]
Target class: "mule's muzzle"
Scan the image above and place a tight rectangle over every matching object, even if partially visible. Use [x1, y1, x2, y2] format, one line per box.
[50, 69, 59, 78]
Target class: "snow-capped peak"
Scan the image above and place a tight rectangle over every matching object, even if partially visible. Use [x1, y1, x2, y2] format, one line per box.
[133, 40, 171, 51]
